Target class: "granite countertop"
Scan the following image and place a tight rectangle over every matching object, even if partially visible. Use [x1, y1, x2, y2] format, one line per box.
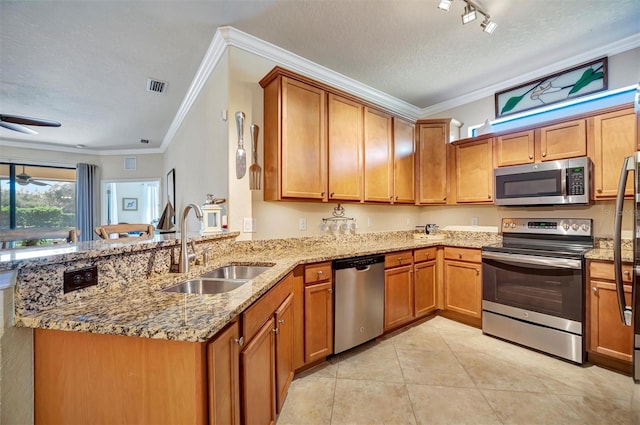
[14, 232, 494, 343]
[585, 248, 634, 262]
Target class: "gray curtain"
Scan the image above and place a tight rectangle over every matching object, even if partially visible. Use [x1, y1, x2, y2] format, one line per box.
[76, 163, 98, 241]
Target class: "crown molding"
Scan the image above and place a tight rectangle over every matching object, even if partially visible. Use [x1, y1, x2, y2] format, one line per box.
[420, 33, 640, 118]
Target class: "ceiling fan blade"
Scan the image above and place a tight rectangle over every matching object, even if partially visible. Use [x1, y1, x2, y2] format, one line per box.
[30, 180, 50, 186]
[0, 121, 38, 134]
[0, 114, 61, 127]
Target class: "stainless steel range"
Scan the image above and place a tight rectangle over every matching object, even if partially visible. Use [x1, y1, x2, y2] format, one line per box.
[481, 218, 593, 364]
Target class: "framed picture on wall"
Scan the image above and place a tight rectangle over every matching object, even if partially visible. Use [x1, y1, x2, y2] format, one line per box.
[122, 198, 138, 211]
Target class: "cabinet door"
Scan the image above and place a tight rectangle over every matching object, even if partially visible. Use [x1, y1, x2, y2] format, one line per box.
[364, 107, 393, 202]
[241, 318, 276, 425]
[444, 261, 482, 319]
[591, 108, 637, 199]
[275, 294, 294, 413]
[328, 94, 363, 201]
[455, 138, 494, 203]
[494, 130, 534, 167]
[281, 77, 327, 200]
[384, 265, 414, 330]
[589, 280, 633, 362]
[207, 321, 241, 425]
[538, 119, 586, 161]
[393, 118, 415, 203]
[304, 281, 333, 363]
[417, 123, 448, 204]
[414, 261, 437, 318]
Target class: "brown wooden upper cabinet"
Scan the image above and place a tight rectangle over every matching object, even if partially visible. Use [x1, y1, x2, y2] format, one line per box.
[589, 107, 638, 199]
[454, 137, 494, 203]
[416, 119, 459, 205]
[262, 74, 328, 201]
[393, 118, 416, 204]
[328, 94, 364, 201]
[364, 107, 394, 203]
[494, 119, 586, 167]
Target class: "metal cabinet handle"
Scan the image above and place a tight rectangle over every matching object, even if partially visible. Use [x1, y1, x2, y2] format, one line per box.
[458, 253, 462, 259]
[395, 196, 399, 200]
[529, 155, 533, 159]
[624, 270, 631, 276]
[234, 336, 245, 346]
[278, 319, 285, 324]
[592, 287, 598, 294]
[330, 192, 335, 197]
[328, 288, 333, 293]
[443, 196, 447, 201]
[273, 328, 279, 335]
[317, 270, 323, 276]
[476, 269, 480, 275]
[321, 191, 325, 196]
[488, 194, 492, 199]
[597, 188, 603, 193]
[389, 196, 393, 200]
[542, 152, 547, 157]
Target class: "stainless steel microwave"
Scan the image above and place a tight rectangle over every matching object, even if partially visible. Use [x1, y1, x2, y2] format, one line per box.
[494, 157, 593, 206]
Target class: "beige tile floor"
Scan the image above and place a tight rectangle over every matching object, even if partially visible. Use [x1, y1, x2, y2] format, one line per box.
[277, 316, 640, 425]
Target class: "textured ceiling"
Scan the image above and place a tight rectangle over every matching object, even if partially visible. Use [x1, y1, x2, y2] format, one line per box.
[0, 0, 639, 153]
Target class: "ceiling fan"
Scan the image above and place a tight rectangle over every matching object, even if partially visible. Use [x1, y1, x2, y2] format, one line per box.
[14, 166, 50, 186]
[0, 114, 61, 135]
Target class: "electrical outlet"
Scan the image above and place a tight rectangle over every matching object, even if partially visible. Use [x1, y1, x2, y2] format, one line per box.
[367, 217, 373, 228]
[63, 265, 98, 293]
[243, 217, 256, 233]
[299, 218, 307, 231]
[471, 217, 479, 226]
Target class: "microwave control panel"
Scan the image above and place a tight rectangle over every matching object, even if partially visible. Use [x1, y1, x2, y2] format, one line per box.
[567, 167, 585, 195]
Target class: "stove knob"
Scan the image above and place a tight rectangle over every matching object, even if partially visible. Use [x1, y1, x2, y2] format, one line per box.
[571, 223, 579, 231]
[503, 222, 510, 228]
[562, 223, 570, 231]
[581, 224, 590, 232]
[510, 223, 516, 228]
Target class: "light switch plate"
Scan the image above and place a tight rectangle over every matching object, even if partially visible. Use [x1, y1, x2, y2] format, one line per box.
[299, 218, 307, 231]
[243, 217, 256, 233]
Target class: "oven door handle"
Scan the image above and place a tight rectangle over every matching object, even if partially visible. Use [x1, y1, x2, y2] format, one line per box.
[482, 252, 582, 270]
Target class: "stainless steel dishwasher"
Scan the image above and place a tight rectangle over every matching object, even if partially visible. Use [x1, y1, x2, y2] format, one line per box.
[333, 254, 385, 354]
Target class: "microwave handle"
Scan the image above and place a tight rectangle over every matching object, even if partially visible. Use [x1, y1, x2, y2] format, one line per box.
[561, 169, 567, 197]
[614, 155, 634, 326]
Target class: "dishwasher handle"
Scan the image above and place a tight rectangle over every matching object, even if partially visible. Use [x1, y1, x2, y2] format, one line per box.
[355, 265, 371, 272]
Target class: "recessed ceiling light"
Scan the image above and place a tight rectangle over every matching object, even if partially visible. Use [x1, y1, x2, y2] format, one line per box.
[75, 144, 85, 148]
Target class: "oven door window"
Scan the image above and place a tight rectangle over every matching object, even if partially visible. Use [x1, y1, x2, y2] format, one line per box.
[483, 258, 582, 322]
[495, 169, 563, 199]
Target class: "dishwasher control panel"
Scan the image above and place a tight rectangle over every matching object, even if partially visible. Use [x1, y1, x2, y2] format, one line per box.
[333, 254, 385, 270]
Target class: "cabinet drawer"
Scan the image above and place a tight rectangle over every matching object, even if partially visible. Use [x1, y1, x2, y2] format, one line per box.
[385, 251, 413, 268]
[589, 261, 633, 283]
[444, 247, 481, 263]
[305, 262, 332, 284]
[243, 274, 293, 343]
[414, 247, 437, 263]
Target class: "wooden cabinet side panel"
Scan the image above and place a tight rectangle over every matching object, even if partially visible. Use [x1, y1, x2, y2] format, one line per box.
[35, 329, 207, 425]
[208, 320, 240, 425]
[281, 77, 327, 200]
[263, 79, 281, 200]
[304, 281, 334, 363]
[393, 118, 416, 203]
[241, 318, 276, 425]
[384, 265, 415, 330]
[591, 109, 637, 198]
[328, 93, 364, 201]
[275, 294, 295, 413]
[364, 108, 394, 202]
[417, 123, 448, 204]
[292, 265, 306, 370]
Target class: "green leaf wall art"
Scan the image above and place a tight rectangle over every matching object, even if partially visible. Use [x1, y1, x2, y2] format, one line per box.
[495, 57, 608, 118]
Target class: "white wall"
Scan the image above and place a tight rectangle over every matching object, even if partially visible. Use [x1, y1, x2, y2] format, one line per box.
[164, 52, 230, 233]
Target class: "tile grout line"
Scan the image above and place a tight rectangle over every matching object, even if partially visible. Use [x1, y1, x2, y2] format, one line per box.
[391, 338, 420, 425]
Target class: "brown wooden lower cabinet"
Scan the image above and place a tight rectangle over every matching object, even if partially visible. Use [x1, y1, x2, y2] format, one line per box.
[241, 318, 276, 425]
[275, 294, 294, 412]
[414, 260, 437, 318]
[208, 320, 241, 425]
[443, 247, 482, 320]
[304, 280, 334, 363]
[587, 260, 634, 365]
[384, 264, 414, 330]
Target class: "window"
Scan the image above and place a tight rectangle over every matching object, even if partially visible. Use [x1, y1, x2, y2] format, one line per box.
[0, 163, 76, 247]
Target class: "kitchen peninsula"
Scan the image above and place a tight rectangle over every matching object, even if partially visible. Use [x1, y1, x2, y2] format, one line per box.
[7, 228, 501, 424]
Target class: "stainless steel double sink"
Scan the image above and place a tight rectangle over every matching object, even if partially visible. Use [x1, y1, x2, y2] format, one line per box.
[162, 265, 272, 295]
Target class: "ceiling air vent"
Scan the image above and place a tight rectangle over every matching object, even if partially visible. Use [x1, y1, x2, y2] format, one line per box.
[147, 78, 167, 94]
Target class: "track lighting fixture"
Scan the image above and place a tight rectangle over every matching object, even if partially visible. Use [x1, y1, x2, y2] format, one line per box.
[437, 0, 497, 34]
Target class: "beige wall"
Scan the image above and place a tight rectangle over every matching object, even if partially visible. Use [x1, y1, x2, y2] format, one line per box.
[164, 52, 230, 233]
